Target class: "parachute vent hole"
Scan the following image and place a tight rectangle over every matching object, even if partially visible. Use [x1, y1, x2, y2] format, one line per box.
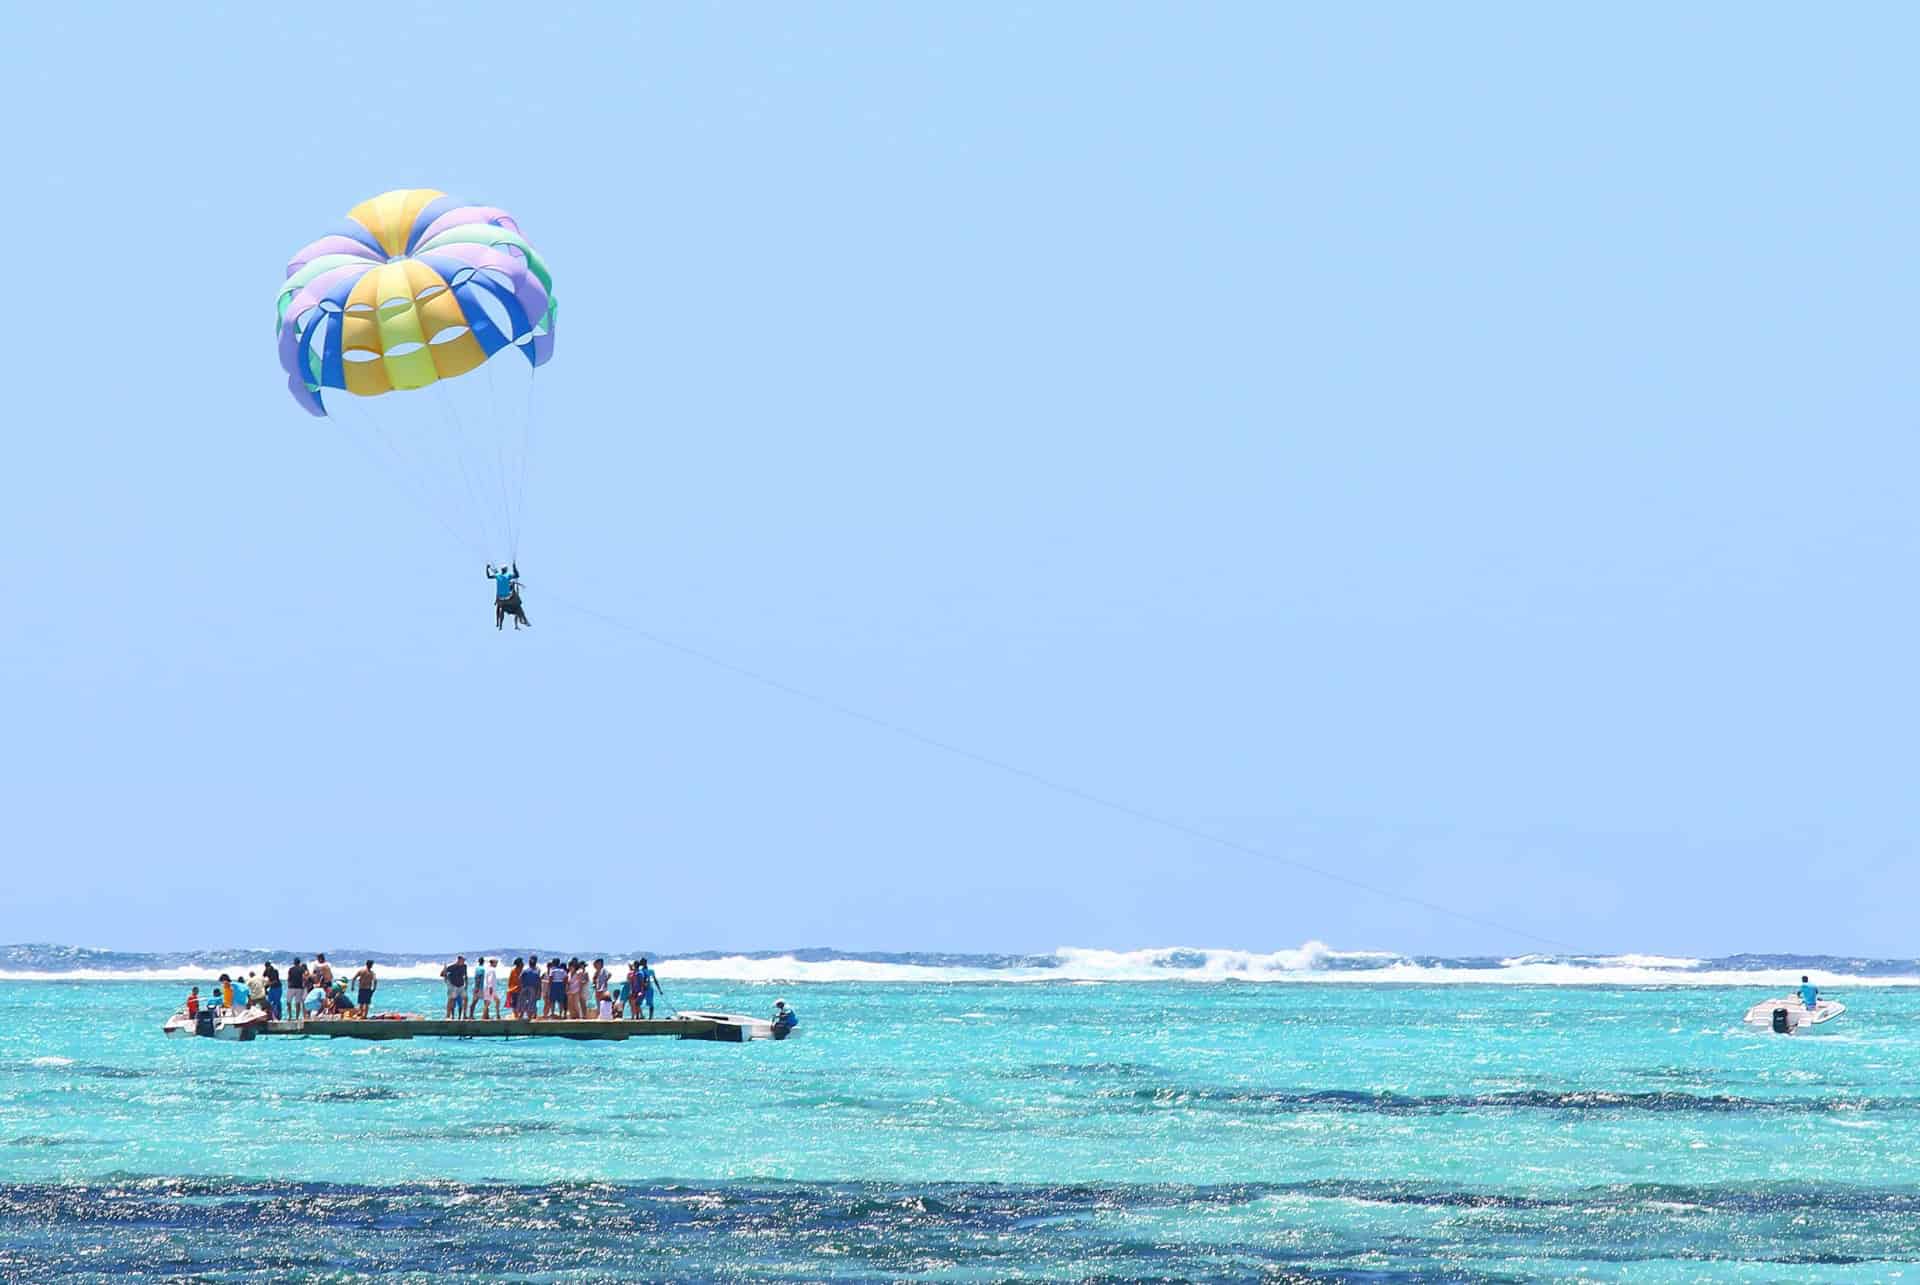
[378, 297, 413, 318]
[416, 284, 448, 303]
[345, 302, 376, 317]
[471, 289, 514, 339]
[342, 349, 382, 364]
[385, 341, 425, 359]
[319, 299, 344, 315]
[449, 268, 477, 289]
[428, 326, 470, 346]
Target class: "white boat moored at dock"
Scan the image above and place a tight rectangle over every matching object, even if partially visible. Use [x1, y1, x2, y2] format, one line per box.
[162, 1008, 271, 1041]
[673, 1011, 800, 1041]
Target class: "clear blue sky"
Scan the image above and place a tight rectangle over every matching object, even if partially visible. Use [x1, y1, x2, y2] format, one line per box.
[3, 5, 1915, 957]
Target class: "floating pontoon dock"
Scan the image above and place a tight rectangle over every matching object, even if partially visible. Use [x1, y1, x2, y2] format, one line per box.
[259, 1017, 761, 1042]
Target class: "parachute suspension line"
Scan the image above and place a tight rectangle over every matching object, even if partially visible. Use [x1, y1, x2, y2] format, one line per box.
[482, 357, 518, 561]
[430, 377, 505, 558]
[341, 394, 487, 561]
[498, 433, 517, 560]
[431, 380, 497, 559]
[332, 393, 489, 562]
[539, 592, 1580, 954]
[511, 363, 539, 564]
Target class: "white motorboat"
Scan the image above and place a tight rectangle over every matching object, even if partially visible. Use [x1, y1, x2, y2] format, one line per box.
[673, 1011, 801, 1041]
[162, 1007, 270, 1041]
[1743, 997, 1845, 1035]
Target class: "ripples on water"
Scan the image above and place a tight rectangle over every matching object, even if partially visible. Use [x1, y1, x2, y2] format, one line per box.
[7, 1178, 1920, 1281]
[4, 980, 1919, 1280]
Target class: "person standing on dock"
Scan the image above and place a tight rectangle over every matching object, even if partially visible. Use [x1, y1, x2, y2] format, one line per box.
[286, 958, 307, 1025]
[312, 955, 333, 992]
[545, 957, 567, 1018]
[355, 961, 378, 1018]
[441, 955, 469, 1019]
[566, 960, 587, 1019]
[481, 958, 501, 1019]
[518, 957, 538, 1019]
[471, 959, 487, 1020]
[262, 961, 282, 1020]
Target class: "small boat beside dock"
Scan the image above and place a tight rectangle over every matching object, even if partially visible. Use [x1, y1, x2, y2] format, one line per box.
[164, 1008, 271, 1041]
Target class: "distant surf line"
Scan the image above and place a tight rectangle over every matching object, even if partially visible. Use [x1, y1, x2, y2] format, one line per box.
[6, 943, 1920, 986]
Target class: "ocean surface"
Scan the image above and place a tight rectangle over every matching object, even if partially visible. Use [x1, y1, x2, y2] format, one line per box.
[5, 945, 1920, 1281]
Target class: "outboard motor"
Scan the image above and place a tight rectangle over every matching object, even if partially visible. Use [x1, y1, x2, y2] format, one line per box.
[194, 1009, 218, 1038]
[1771, 1007, 1792, 1035]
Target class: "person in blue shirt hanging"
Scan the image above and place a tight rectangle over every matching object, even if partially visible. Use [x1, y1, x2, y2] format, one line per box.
[1798, 976, 1819, 1009]
[486, 562, 530, 630]
[771, 999, 798, 1039]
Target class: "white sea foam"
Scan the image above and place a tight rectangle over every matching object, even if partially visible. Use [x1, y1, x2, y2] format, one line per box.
[2, 945, 1917, 987]
[626, 946, 1920, 988]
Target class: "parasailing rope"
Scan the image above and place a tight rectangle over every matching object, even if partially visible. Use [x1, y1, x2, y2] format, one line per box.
[537, 590, 1580, 953]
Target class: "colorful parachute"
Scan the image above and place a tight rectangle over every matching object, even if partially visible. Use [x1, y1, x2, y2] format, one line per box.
[276, 190, 555, 560]
[276, 188, 555, 417]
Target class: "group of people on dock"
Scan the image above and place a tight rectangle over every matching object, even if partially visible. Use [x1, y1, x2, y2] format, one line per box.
[438, 955, 665, 1021]
[180, 953, 667, 1024]
[185, 955, 377, 1022]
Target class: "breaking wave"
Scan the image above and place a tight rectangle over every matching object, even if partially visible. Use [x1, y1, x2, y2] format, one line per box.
[3, 942, 1919, 986]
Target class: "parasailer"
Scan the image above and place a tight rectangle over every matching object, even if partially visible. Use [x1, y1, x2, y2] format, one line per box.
[277, 189, 555, 624]
[488, 561, 530, 630]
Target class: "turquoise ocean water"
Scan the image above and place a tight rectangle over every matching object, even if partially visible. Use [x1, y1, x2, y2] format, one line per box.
[4, 952, 1920, 1280]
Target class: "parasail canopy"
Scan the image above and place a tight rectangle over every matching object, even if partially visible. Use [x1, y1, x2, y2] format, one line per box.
[276, 188, 555, 417]
[276, 189, 556, 561]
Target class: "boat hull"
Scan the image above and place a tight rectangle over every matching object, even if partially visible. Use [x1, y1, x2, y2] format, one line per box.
[1743, 998, 1845, 1034]
[160, 1010, 267, 1040]
[673, 1011, 799, 1041]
